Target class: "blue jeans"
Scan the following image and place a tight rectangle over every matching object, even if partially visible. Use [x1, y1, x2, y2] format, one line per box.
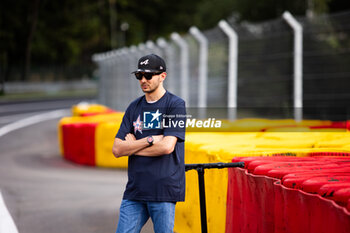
[116, 199, 176, 233]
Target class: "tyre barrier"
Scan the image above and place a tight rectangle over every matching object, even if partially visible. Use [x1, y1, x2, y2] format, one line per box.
[71, 102, 116, 116]
[58, 109, 127, 167]
[227, 156, 350, 233]
[58, 104, 350, 233]
[62, 122, 98, 166]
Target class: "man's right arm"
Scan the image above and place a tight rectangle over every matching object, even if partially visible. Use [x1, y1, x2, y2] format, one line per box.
[112, 134, 163, 158]
[112, 137, 148, 158]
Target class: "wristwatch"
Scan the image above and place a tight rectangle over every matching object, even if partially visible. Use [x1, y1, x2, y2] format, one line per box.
[147, 136, 154, 146]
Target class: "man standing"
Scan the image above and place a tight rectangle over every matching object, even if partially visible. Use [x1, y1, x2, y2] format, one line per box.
[112, 54, 186, 233]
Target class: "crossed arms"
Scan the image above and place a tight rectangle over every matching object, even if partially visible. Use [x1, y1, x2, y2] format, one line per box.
[112, 134, 177, 158]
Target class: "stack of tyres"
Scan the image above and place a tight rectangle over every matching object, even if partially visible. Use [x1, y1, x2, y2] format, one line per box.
[61, 122, 98, 166]
[226, 156, 350, 233]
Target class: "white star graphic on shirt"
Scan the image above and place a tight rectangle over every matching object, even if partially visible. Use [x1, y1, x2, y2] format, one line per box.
[151, 109, 162, 122]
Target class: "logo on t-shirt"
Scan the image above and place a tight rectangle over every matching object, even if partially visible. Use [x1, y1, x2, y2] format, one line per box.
[143, 109, 162, 129]
[133, 115, 143, 134]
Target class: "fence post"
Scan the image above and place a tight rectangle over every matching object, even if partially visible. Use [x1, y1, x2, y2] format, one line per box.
[138, 43, 146, 56]
[129, 45, 139, 100]
[146, 40, 162, 55]
[282, 11, 303, 122]
[100, 51, 110, 108]
[171, 32, 190, 105]
[137, 43, 148, 96]
[114, 49, 123, 110]
[146, 40, 155, 50]
[218, 20, 238, 120]
[157, 38, 176, 94]
[189, 26, 208, 115]
[92, 54, 104, 105]
[120, 48, 131, 110]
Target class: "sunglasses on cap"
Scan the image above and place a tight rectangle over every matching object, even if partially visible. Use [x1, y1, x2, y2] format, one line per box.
[134, 72, 162, 80]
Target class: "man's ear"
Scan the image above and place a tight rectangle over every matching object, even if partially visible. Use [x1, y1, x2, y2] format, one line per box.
[160, 72, 167, 81]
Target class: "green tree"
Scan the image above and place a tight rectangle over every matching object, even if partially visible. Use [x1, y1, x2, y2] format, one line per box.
[1, 0, 349, 82]
[1, 0, 39, 81]
[1, 0, 111, 81]
[193, 0, 338, 28]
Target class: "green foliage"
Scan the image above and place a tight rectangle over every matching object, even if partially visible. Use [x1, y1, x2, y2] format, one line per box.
[1, 0, 110, 79]
[0, 0, 349, 81]
[193, 0, 307, 27]
[32, 0, 110, 64]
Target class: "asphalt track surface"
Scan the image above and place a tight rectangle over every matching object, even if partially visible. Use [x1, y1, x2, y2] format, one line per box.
[0, 98, 94, 128]
[0, 99, 153, 233]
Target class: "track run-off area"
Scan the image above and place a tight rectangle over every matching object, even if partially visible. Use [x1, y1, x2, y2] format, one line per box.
[0, 99, 154, 233]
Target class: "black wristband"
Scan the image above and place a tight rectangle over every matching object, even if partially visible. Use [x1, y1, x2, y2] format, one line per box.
[147, 136, 154, 146]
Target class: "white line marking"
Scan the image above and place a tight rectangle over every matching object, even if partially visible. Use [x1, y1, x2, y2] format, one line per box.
[0, 109, 70, 137]
[0, 191, 19, 233]
[0, 111, 47, 124]
[0, 109, 70, 232]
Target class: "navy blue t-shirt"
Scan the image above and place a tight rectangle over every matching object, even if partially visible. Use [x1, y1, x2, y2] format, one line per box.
[115, 91, 186, 202]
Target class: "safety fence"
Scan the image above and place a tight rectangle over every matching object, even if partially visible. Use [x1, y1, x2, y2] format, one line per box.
[58, 104, 350, 232]
[92, 10, 350, 121]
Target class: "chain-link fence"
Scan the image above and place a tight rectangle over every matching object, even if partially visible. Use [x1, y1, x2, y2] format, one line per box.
[93, 11, 350, 120]
[300, 12, 350, 120]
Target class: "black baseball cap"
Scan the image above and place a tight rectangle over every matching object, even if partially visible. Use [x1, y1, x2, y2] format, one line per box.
[132, 54, 166, 73]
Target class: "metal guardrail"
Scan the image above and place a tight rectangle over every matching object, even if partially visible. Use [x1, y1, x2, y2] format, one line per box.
[185, 162, 245, 233]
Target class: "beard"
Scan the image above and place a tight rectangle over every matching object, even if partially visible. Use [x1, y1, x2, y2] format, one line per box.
[141, 81, 160, 93]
